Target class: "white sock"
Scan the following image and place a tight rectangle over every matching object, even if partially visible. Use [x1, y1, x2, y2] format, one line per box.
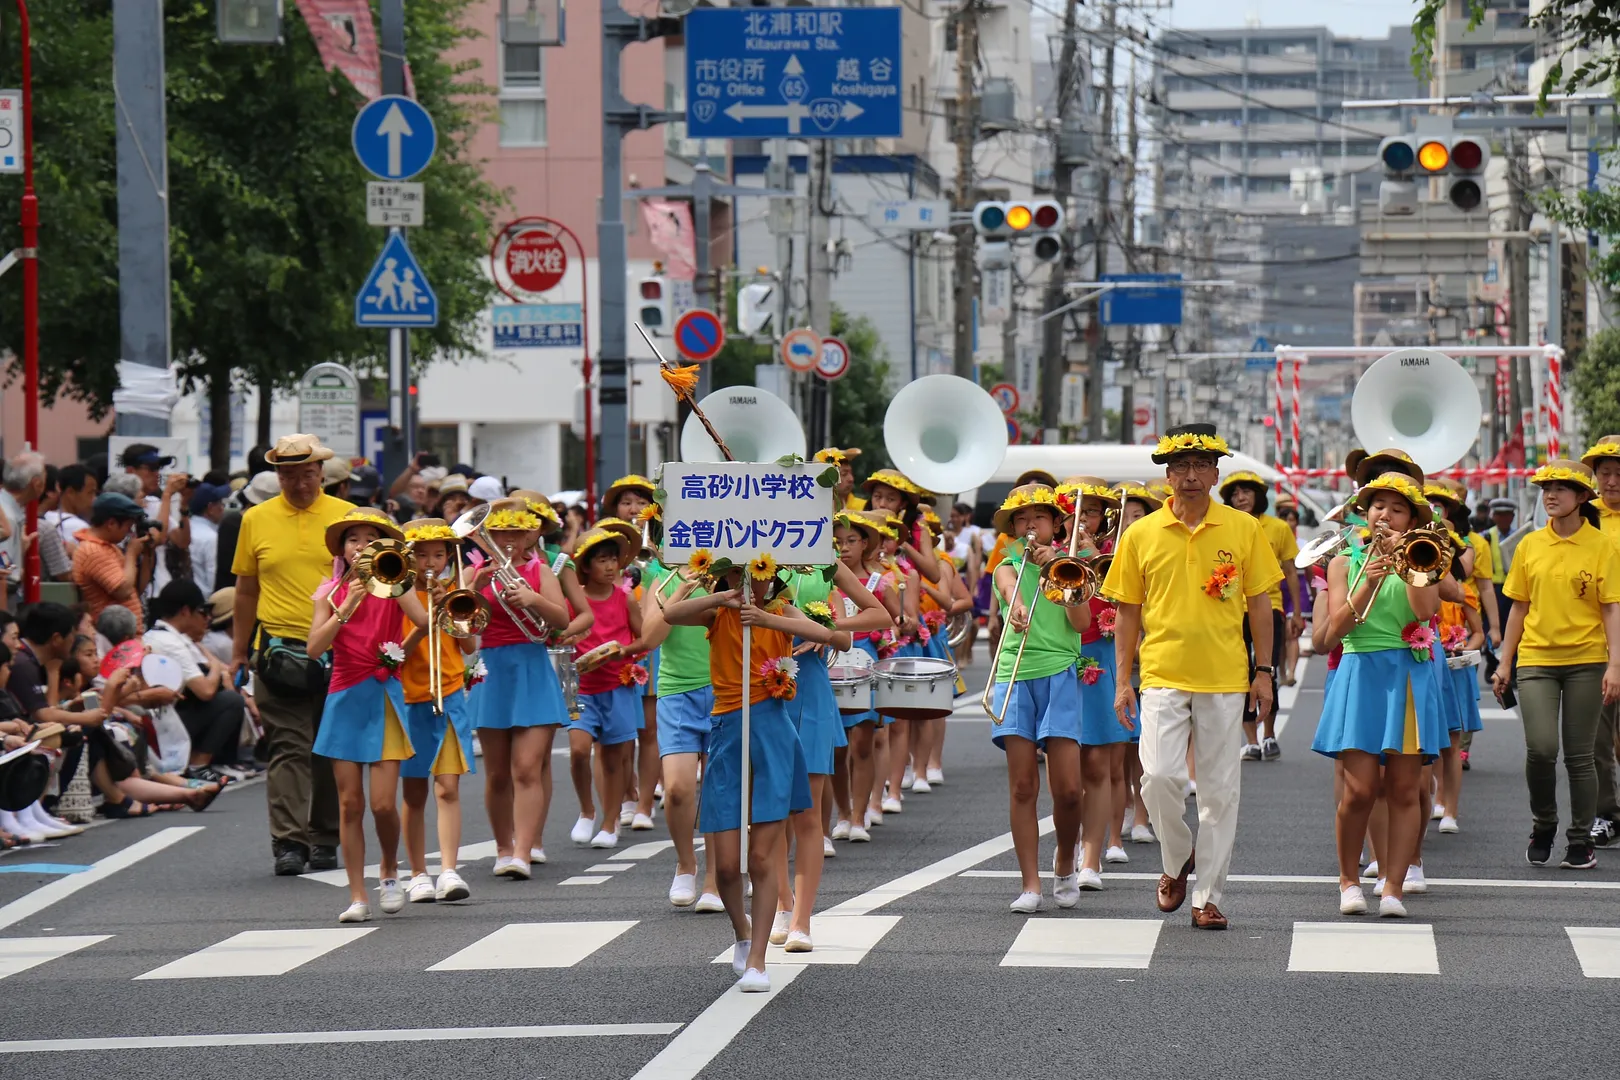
[21, 803, 57, 831]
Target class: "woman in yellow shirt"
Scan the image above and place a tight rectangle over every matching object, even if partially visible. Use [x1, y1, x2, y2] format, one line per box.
[1493, 461, 1620, 870]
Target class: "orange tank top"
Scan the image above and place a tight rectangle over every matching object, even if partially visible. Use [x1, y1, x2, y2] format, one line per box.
[707, 603, 794, 714]
[399, 592, 468, 704]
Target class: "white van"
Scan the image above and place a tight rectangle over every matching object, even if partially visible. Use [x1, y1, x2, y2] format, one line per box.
[960, 444, 1334, 534]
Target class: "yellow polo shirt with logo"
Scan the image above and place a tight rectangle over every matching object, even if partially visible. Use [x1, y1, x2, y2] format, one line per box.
[1467, 532, 1494, 586]
[1102, 499, 1284, 693]
[1503, 521, 1620, 668]
[1256, 513, 1298, 612]
[231, 492, 354, 642]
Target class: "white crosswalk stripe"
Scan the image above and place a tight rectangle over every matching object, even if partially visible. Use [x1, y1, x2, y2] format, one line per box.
[1287, 922, 1439, 975]
[0, 935, 110, 981]
[135, 928, 376, 980]
[1566, 927, 1620, 978]
[1000, 918, 1162, 969]
[708, 915, 902, 966]
[428, 921, 638, 971]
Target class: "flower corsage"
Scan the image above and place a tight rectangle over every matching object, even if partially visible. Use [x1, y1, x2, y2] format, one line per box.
[1401, 620, 1436, 662]
[1077, 654, 1104, 685]
[760, 656, 798, 701]
[921, 609, 947, 637]
[874, 628, 901, 660]
[376, 641, 406, 680]
[465, 657, 488, 690]
[801, 600, 837, 631]
[1440, 623, 1468, 654]
[1202, 562, 1239, 601]
[620, 663, 649, 688]
[1095, 604, 1117, 639]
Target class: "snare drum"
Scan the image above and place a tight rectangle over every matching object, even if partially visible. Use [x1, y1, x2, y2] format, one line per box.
[1446, 649, 1482, 671]
[549, 647, 581, 721]
[872, 656, 957, 720]
[829, 664, 875, 714]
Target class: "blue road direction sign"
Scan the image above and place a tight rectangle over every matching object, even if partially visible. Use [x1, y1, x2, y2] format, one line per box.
[493, 304, 583, 349]
[356, 232, 438, 328]
[684, 7, 902, 139]
[352, 95, 436, 181]
[1099, 273, 1184, 326]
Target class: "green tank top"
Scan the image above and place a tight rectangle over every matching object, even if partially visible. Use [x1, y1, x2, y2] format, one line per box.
[542, 543, 574, 574]
[788, 569, 834, 611]
[651, 566, 711, 697]
[994, 554, 1080, 682]
[1342, 547, 1419, 653]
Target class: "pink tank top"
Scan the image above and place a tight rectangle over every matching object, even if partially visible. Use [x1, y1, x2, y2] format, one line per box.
[479, 556, 547, 649]
[326, 582, 406, 693]
[576, 587, 634, 694]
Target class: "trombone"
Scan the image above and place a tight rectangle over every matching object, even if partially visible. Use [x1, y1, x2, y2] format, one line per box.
[1037, 507, 1104, 608]
[980, 532, 1038, 725]
[450, 503, 551, 644]
[1348, 522, 1453, 623]
[427, 543, 491, 715]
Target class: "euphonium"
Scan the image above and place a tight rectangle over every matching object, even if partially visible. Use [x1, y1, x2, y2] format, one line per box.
[450, 503, 550, 644]
[353, 538, 416, 598]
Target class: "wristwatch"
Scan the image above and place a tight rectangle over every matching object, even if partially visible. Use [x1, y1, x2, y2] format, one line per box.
[1255, 665, 1275, 676]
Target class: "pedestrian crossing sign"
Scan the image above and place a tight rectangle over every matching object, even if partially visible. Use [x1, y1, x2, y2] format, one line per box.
[355, 232, 438, 328]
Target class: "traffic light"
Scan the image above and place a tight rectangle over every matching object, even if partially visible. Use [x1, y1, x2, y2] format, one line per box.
[637, 271, 670, 332]
[737, 280, 775, 335]
[973, 199, 1064, 261]
[1378, 134, 1490, 213]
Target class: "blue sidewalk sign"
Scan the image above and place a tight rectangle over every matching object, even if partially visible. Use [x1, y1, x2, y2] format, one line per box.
[1099, 273, 1184, 326]
[356, 232, 438, 328]
[493, 304, 583, 349]
[352, 95, 436, 181]
[684, 8, 902, 139]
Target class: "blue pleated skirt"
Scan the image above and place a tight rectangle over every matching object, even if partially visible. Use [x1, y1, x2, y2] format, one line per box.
[1450, 662, 1484, 732]
[790, 647, 843, 775]
[471, 641, 568, 730]
[401, 689, 476, 779]
[1312, 648, 1446, 763]
[1078, 639, 1130, 746]
[699, 698, 814, 832]
[314, 676, 409, 764]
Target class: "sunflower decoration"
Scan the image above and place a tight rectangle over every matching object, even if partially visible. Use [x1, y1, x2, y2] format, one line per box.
[637, 503, 661, 524]
[748, 552, 778, 582]
[800, 600, 837, 630]
[659, 363, 701, 400]
[1155, 430, 1232, 458]
[1529, 463, 1598, 492]
[687, 549, 715, 578]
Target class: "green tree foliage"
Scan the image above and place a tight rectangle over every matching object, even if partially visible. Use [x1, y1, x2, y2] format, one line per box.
[0, 1, 502, 461]
[708, 306, 892, 478]
[1572, 328, 1620, 443]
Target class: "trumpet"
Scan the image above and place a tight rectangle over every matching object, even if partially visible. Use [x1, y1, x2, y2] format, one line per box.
[980, 532, 1038, 724]
[1348, 522, 1453, 623]
[328, 537, 417, 617]
[450, 503, 551, 644]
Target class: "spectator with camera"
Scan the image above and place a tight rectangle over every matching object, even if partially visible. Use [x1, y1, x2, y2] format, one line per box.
[71, 493, 149, 623]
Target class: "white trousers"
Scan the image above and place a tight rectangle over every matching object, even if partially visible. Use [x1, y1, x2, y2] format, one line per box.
[1137, 688, 1245, 909]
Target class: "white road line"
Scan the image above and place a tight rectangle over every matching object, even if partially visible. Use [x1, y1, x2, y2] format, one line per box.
[1566, 927, 1620, 977]
[135, 928, 375, 980]
[1000, 918, 1162, 969]
[1287, 922, 1439, 975]
[708, 915, 901, 966]
[559, 875, 612, 886]
[586, 863, 635, 873]
[0, 1023, 682, 1054]
[957, 869, 1620, 891]
[823, 816, 1055, 917]
[609, 840, 676, 861]
[630, 965, 805, 1080]
[0, 935, 111, 981]
[428, 921, 637, 971]
[0, 826, 202, 933]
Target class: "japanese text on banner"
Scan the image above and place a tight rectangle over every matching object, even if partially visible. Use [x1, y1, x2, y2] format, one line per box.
[658, 462, 836, 567]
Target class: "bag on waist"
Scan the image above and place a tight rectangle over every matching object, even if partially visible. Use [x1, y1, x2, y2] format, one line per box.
[256, 635, 332, 698]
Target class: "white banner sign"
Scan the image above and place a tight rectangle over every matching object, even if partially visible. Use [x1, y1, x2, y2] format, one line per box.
[658, 461, 835, 567]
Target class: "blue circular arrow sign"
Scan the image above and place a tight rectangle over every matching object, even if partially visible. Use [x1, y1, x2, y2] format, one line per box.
[674, 308, 725, 363]
[352, 95, 437, 181]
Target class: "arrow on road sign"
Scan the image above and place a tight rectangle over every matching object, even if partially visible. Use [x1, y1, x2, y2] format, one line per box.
[376, 103, 413, 179]
[352, 95, 437, 181]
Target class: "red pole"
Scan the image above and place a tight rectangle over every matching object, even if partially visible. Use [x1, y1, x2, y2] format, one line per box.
[17, 0, 39, 604]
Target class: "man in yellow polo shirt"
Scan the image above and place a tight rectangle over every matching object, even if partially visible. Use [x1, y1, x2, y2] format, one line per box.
[1581, 436, 1620, 845]
[230, 433, 354, 877]
[1104, 424, 1282, 931]
[1219, 471, 1300, 762]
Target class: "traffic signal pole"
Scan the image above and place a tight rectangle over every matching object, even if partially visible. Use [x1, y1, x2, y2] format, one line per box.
[13, 0, 39, 603]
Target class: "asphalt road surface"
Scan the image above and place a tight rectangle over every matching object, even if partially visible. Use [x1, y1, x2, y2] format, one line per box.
[1, 652, 1615, 1079]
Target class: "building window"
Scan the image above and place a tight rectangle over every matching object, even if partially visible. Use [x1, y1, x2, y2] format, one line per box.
[500, 14, 547, 147]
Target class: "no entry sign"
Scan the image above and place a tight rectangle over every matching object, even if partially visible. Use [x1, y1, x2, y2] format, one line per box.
[674, 308, 726, 363]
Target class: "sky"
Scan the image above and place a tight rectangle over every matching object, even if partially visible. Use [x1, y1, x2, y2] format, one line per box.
[1161, 0, 1421, 41]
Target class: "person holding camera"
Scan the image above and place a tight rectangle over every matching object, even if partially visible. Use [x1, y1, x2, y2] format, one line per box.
[70, 494, 148, 623]
[230, 434, 353, 877]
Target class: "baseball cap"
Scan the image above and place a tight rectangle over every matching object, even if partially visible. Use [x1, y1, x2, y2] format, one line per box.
[240, 471, 282, 506]
[348, 464, 381, 500]
[468, 476, 505, 502]
[91, 492, 144, 522]
[188, 483, 231, 516]
[322, 458, 354, 488]
[119, 443, 174, 469]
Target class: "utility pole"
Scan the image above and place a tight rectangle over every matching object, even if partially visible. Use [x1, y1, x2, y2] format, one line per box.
[1118, 55, 1140, 444]
[1085, 0, 1118, 442]
[1506, 130, 1533, 441]
[807, 140, 835, 448]
[112, 0, 171, 439]
[1037, 0, 1082, 438]
[950, 0, 980, 380]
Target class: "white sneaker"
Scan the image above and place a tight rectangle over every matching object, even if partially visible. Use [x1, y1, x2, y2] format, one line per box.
[730, 940, 751, 974]
[1438, 816, 1459, 834]
[23, 804, 80, 837]
[1077, 867, 1104, 891]
[881, 796, 903, 814]
[436, 868, 470, 901]
[492, 856, 528, 879]
[926, 767, 944, 785]
[745, 878, 753, 899]
[1053, 872, 1081, 908]
[1404, 864, 1428, 894]
[1373, 877, 1386, 897]
[530, 847, 547, 865]
[911, 777, 932, 794]
[378, 878, 406, 914]
[631, 813, 656, 831]
[769, 910, 791, 945]
[1009, 890, 1042, 914]
[620, 801, 637, 827]
[669, 873, 697, 907]
[1104, 845, 1129, 864]
[848, 825, 871, 843]
[831, 819, 851, 841]
[1431, 803, 1445, 821]
[865, 809, 883, 828]
[1130, 824, 1156, 844]
[822, 836, 837, 858]
[1363, 860, 1380, 879]
[784, 929, 813, 953]
[1379, 894, 1408, 918]
[694, 892, 725, 913]
[406, 873, 436, 903]
[1339, 884, 1368, 915]
[570, 816, 596, 845]
[590, 829, 619, 849]
[901, 766, 915, 788]
[738, 967, 771, 993]
[338, 901, 372, 923]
